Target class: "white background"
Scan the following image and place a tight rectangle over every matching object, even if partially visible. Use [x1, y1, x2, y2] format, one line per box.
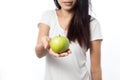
[0, 0, 120, 80]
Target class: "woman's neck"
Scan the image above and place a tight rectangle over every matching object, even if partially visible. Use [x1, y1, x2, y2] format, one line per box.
[58, 9, 74, 18]
[56, 9, 74, 31]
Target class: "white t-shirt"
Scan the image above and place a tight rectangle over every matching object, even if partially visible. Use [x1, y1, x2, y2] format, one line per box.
[39, 10, 103, 80]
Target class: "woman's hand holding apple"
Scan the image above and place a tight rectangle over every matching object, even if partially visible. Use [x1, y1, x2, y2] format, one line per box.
[48, 48, 71, 57]
[41, 36, 71, 57]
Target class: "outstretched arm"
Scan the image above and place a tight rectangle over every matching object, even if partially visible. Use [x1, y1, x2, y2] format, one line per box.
[35, 23, 50, 58]
[35, 23, 71, 58]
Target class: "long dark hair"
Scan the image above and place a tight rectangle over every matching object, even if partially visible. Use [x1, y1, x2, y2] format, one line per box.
[54, 0, 91, 50]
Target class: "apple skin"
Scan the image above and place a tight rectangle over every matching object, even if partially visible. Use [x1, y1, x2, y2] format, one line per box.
[50, 35, 69, 53]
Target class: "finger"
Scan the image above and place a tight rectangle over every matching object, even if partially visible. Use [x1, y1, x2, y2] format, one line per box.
[59, 52, 69, 57]
[48, 49, 72, 57]
[42, 37, 50, 49]
[48, 49, 60, 57]
[58, 50, 72, 57]
[44, 42, 50, 49]
[67, 50, 72, 54]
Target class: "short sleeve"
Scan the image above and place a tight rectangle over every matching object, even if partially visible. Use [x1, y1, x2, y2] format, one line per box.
[90, 18, 103, 41]
[39, 10, 52, 26]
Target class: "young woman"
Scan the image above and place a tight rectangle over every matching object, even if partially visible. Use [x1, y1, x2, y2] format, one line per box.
[35, 0, 103, 80]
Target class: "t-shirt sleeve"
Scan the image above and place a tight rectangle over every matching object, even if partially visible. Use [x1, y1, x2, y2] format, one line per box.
[39, 11, 52, 27]
[90, 18, 103, 41]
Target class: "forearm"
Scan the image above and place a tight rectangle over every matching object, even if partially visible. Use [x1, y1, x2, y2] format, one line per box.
[90, 40, 102, 80]
[91, 67, 102, 80]
[35, 23, 50, 58]
[35, 43, 47, 58]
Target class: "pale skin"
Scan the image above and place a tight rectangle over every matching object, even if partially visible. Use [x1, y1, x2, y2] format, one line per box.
[35, 0, 102, 80]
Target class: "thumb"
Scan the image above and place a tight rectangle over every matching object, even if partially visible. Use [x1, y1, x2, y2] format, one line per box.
[42, 37, 50, 49]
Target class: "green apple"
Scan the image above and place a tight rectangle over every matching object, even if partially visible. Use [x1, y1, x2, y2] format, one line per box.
[50, 35, 69, 53]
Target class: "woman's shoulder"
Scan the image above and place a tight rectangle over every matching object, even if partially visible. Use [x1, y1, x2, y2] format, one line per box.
[42, 9, 56, 16]
[40, 9, 56, 21]
[90, 16, 100, 26]
[39, 9, 57, 28]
